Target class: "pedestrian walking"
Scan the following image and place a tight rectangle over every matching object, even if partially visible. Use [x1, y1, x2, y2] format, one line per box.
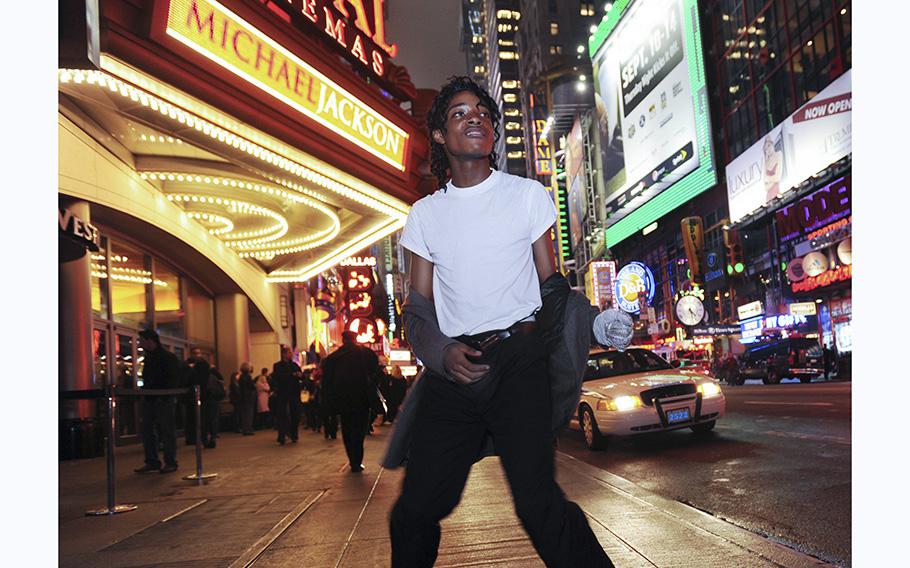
[272, 346, 303, 445]
[386, 77, 615, 567]
[373, 365, 392, 426]
[321, 331, 380, 473]
[134, 329, 181, 474]
[239, 362, 257, 435]
[302, 369, 321, 432]
[255, 367, 271, 429]
[385, 366, 408, 423]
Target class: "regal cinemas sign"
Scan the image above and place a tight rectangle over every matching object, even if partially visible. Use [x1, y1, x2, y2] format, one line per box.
[267, 0, 397, 77]
[164, 0, 408, 170]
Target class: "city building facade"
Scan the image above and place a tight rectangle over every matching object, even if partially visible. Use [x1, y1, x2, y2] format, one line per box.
[706, 0, 852, 366]
[58, 0, 429, 451]
[460, 0, 527, 175]
[557, 0, 852, 367]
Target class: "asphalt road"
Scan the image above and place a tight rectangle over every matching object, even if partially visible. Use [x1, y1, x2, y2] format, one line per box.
[558, 380, 852, 566]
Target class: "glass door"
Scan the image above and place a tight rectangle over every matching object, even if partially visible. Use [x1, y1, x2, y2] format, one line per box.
[114, 332, 140, 441]
[91, 326, 109, 388]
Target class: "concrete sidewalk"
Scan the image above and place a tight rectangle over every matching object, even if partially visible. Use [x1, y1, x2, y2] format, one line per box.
[59, 423, 834, 567]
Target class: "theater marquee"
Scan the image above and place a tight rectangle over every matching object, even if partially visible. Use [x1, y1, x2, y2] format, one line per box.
[163, 0, 409, 171]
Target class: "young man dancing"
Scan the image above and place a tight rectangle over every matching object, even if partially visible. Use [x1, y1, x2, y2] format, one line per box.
[389, 76, 614, 567]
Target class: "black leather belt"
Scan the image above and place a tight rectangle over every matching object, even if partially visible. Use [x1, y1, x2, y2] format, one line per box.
[457, 321, 537, 352]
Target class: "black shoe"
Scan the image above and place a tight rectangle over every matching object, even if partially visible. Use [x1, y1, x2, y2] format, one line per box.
[159, 463, 178, 474]
[134, 464, 160, 474]
[278, 438, 286, 445]
[350, 464, 365, 473]
[291, 437, 298, 443]
[243, 432, 254, 436]
[204, 442, 216, 449]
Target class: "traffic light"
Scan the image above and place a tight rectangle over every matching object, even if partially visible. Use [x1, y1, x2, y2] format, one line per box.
[723, 227, 745, 276]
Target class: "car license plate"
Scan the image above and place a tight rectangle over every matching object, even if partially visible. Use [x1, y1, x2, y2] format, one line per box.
[666, 408, 690, 424]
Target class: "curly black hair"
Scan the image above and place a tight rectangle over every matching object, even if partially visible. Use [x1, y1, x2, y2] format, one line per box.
[427, 76, 501, 189]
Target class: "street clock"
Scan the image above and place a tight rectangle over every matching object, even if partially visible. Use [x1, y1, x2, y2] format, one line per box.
[676, 295, 706, 326]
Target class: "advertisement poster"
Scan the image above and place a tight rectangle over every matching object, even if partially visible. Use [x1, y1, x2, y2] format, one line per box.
[726, 122, 786, 223]
[727, 69, 851, 223]
[783, 70, 852, 191]
[585, 260, 617, 310]
[590, 0, 715, 245]
[565, 119, 587, 251]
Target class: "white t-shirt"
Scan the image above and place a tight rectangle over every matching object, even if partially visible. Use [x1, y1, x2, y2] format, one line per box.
[399, 169, 557, 337]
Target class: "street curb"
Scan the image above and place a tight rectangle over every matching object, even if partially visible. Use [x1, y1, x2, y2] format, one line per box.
[557, 453, 835, 567]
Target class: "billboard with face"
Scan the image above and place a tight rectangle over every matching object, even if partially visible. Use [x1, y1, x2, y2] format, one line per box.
[727, 69, 851, 223]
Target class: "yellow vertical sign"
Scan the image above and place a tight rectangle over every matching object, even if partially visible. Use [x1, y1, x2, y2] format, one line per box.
[165, 0, 408, 171]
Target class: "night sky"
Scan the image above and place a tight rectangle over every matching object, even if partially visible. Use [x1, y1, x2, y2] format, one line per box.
[385, 0, 467, 92]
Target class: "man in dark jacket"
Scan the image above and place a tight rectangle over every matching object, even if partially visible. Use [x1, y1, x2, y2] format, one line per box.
[321, 331, 380, 472]
[134, 330, 181, 474]
[272, 346, 303, 445]
[184, 348, 224, 444]
[385, 367, 408, 423]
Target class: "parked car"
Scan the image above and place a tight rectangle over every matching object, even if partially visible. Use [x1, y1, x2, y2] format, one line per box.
[738, 337, 824, 384]
[570, 348, 726, 451]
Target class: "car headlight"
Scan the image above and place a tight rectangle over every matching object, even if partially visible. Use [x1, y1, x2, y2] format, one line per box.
[698, 382, 722, 398]
[595, 395, 642, 411]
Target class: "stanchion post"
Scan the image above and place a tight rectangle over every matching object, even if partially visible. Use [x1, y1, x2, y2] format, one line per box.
[86, 385, 137, 516]
[184, 385, 217, 483]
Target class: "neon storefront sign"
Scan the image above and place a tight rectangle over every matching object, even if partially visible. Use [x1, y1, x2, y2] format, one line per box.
[270, 0, 398, 78]
[340, 255, 377, 267]
[614, 261, 655, 314]
[739, 316, 763, 342]
[764, 314, 808, 329]
[791, 264, 852, 293]
[164, 0, 409, 171]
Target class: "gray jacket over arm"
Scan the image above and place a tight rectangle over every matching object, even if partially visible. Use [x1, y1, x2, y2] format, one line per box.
[381, 272, 601, 469]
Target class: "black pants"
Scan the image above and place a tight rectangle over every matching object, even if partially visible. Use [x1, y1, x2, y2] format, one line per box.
[240, 398, 256, 434]
[141, 396, 177, 467]
[389, 332, 612, 568]
[275, 396, 301, 442]
[306, 402, 321, 431]
[201, 401, 220, 446]
[231, 401, 242, 432]
[340, 410, 369, 468]
[323, 411, 338, 439]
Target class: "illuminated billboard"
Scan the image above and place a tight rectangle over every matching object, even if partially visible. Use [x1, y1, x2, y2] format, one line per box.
[164, 0, 409, 171]
[589, 0, 716, 246]
[565, 119, 587, 251]
[726, 70, 851, 223]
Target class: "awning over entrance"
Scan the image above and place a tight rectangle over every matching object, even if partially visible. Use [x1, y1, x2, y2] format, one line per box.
[59, 56, 411, 283]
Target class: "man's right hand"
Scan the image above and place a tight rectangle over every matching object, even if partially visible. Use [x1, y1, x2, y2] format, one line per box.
[443, 343, 490, 385]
